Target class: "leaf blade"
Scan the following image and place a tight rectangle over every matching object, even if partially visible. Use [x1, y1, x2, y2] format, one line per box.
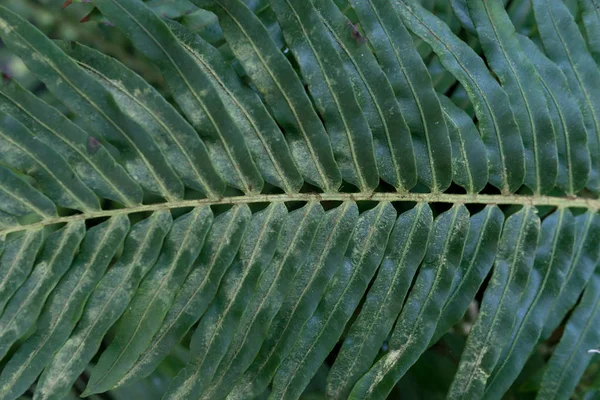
[34, 211, 173, 400]
[348, 204, 470, 399]
[60, 41, 225, 199]
[447, 207, 540, 399]
[229, 202, 358, 399]
[533, 0, 600, 191]
[0, 216, 130, 400]
[348, 0, 452, 192]
[326, 203, 432, 400]
[466, 0, 558, 194]
[111, 205, 252, 389]
[269, 0, 379, 192]
[0, 112, 100, 212]
[198, 202, 324, 400]
[485, 208, 576, 399]
[163, 203, 287, 400]
[0, 6, 185, 200]
[394, 0, 525, 193]
[270, 202, 396, 400]
[312, 0, 419, 191]
[0, 80, 143, 206]
[0, 221, 85, 361]
[94, 0, 264, 194]
[193, 0, 342, 192]
[84, 207, 214, 396]
[166, 21, 303, 193]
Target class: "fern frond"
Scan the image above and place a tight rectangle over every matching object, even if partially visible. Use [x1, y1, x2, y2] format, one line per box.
[0, 0, 599, 399]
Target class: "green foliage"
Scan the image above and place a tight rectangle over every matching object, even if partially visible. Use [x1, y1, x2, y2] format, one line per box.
[0, 0, 599, 399]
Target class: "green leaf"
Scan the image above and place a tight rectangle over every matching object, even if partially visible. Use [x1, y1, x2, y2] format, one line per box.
[84, 206, 213, 396]
[0, 80, 143, 206]
[431, 205, 504, 345]
[229, 202, 358, 400]
[532, 0, 600, 191]
[395, 0, 525, 194]
[579, 0, 600, 64]
[348, 0, 452, 192]
[311, 0, 419, 192]
[326, 203, 432, 400]
[146, 0, 197, 18]
[542, 211, 600, 339]
[270, 202, 396, 400]
[166, 21, 303, 193]
[447, 206, 540, 399]
[109, 205, 252, 389]
[0, 216, 130, 400]
[0, 6, 185, 201]
[507, 0, 537, 36]
[0, 112, 100, 212]
[268, 0, 379, 192]
[0, 166, 56, 219]
[485, 208, 576, 399]
[192, 0, 341, 192]
[537, 269, 600, 399]
[349, 204, 470, 400]
[0, 1, 598, 399]
[466, 0, 558, 195]
[449, 0, 475, 34]
[0, 212, 17, 231]
[518, 35, 591, 195]
[0, 221, 85, 361]
[197, 202, 324, 400]
[438, 95, 488, 193]
[34, 211, 173, 400]
[94, 0, 265, 194]
[59, 41, 225, 199]
[163, 203, 287, 400]
[0, 229, 44, 314]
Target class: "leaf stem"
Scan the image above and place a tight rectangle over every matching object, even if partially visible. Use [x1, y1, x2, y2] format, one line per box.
[2, 192, 598, 235]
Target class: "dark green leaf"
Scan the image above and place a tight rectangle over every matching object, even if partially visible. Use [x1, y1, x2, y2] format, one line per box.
[312, 0, 419, 192]
[0, 112, 100, 212]
[349, 204, 470, 399]
[270, 202, 396, 400]
[348, 0, 452, 192]
[431, 205, 504, 345]
[0, 6, 185, 200]
[198, 202, 324, 400]
[485, 208, 576, 399]
[269, 0, 379, 192]
[326, 203, 432, 400]
[84, 207, 213, 396]
[395, 0, 525, 193]
[163, 203, 287, 400]
[34, 211, 173, 400]
[0, 216, 130, 400]
[0, 229, 44, 315]
[0, 166, 56, 219]
[192, 0, 341, 192]
[93, 0, 264, 194]
[0, 80, 143, 206]
[447, 207, 540, 399]
[533, 0, 600, 191]
[466, 0, 558, 194]
[111, 205, 252, 389]
[166, 21, 303, 193]
[229, 202, 358, 400]
[60, 41, 225, 199]
[0, 221, 85, 361]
